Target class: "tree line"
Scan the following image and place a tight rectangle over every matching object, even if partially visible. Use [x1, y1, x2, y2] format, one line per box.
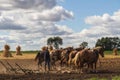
[95, 37, 120, 50]
[47, 36, 120, 50]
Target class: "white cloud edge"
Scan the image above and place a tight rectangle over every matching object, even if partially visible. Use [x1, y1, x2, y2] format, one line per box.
[0, 0, 119, 50]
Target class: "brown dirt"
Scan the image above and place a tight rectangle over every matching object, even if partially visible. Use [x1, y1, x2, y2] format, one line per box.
[0, 58, 120, 80]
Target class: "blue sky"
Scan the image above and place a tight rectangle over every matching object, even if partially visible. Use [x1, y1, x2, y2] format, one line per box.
[58, 0, 120, 32]
[0, 0, 120, 50]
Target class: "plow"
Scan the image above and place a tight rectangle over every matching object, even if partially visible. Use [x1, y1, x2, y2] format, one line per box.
[0, 60, 39, 74]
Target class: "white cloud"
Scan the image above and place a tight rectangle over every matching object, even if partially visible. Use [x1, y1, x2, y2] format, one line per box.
[0, 17, 26, 30]
[13, 0, 56, 10]
[84, 10, 120, 38]
[31, 6, 73, 22]
[0, 0, 119, 50]
[0, 0, 56, 11]
[75, 10, 120, 48]
[0, 0, 74, 50]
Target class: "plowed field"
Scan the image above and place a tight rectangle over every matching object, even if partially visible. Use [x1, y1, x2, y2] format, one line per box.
[0, 57, 120, 80]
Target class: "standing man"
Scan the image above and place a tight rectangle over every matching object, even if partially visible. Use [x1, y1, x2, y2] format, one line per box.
[44, 47, 51, 71]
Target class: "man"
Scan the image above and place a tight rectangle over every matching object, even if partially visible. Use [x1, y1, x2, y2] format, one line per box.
[44, 47, 51, 71]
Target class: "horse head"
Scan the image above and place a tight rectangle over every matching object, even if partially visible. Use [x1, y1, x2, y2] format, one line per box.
[94, 46, 104, 57]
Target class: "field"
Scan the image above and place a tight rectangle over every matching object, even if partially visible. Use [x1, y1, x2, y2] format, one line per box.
[1, 50, 120, 59]
[0, 51, 120, 80]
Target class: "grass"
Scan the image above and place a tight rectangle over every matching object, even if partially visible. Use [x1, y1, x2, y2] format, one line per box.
[0, 50, 39, 55]
[0, 51, 38, 59]
[112, 76, 120, 80]
[87, 76, 120, 80]
[21, 50, 39, 54]
[103, 50, 120, 58]
[0, 54, 36, 59]
[104, 50, 120, 55]
[87, 77, 107, 80]
[0, 50, 120, 59]
[0, 50, 119, 54]
[0, 50, 39, 54]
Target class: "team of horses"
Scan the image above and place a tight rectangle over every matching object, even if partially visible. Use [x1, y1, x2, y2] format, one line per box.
[35, 46, 104, 73]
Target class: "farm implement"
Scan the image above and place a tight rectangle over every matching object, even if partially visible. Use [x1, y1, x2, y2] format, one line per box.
[0, 60, 39, 74]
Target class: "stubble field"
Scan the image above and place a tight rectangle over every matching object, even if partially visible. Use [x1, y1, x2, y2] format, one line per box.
[0, 52, 120, 80]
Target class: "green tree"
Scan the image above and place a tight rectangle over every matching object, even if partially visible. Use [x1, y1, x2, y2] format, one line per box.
[80, 41, 88, 48]
[47, 37, 53, 46]
[95, 37, 120, 50]
[47, 36, 63, 49]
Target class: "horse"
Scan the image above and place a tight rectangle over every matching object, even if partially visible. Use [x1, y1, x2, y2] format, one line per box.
[50, 49, 62, 68]
[34, 51, 44, 70]
[68, 47, 84, 68]
[60, 47, 73, 67]
[78, 47, 104, 73]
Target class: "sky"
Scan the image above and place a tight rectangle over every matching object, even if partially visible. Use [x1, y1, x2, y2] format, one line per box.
[0, 0, 120, 50]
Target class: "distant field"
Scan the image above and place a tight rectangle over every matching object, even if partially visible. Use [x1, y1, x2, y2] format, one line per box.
[104, 50, 120, 55]
[0, 50, 120, 59]
[0, 53, 36, 59]
[0, 51, 37, 59]
[0, 50, 38, 54]
[1, 50, 119, 54]
[88, 76, 120, 80]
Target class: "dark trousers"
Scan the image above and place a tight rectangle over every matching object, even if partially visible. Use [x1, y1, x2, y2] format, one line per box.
[45, 60, 50, 71]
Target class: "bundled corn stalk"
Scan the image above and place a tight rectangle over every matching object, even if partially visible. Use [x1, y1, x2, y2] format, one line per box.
[16, 45, 22, 55]
[113, 48, 118, 55]
[3, 44, 12, 57]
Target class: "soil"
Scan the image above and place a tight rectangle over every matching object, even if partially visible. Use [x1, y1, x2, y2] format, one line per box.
[0, 58, 120, 80]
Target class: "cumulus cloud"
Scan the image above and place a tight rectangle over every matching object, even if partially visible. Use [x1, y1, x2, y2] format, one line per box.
[0, 17, 26, 30]
[31, 6, 73, 22]
[13, 0, 56, 10]
[0, 0, 119, 50]
[0, 1, 13, 11]
[0, 0, 56, 11]
[0, 0, 74, 50]
[51, 10, 120, 49]
[84, 10, 120, 38]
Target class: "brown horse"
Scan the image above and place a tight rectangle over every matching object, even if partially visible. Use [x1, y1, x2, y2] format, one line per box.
[60, 47, 73, 67]
[68, 47, 84, 68]
[50, 49, 62, 67]
[34, 46, 48, 69]
[34, 51, 45, 70]
[73, 47, 104, 73]
[79, 47, 104, 73]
